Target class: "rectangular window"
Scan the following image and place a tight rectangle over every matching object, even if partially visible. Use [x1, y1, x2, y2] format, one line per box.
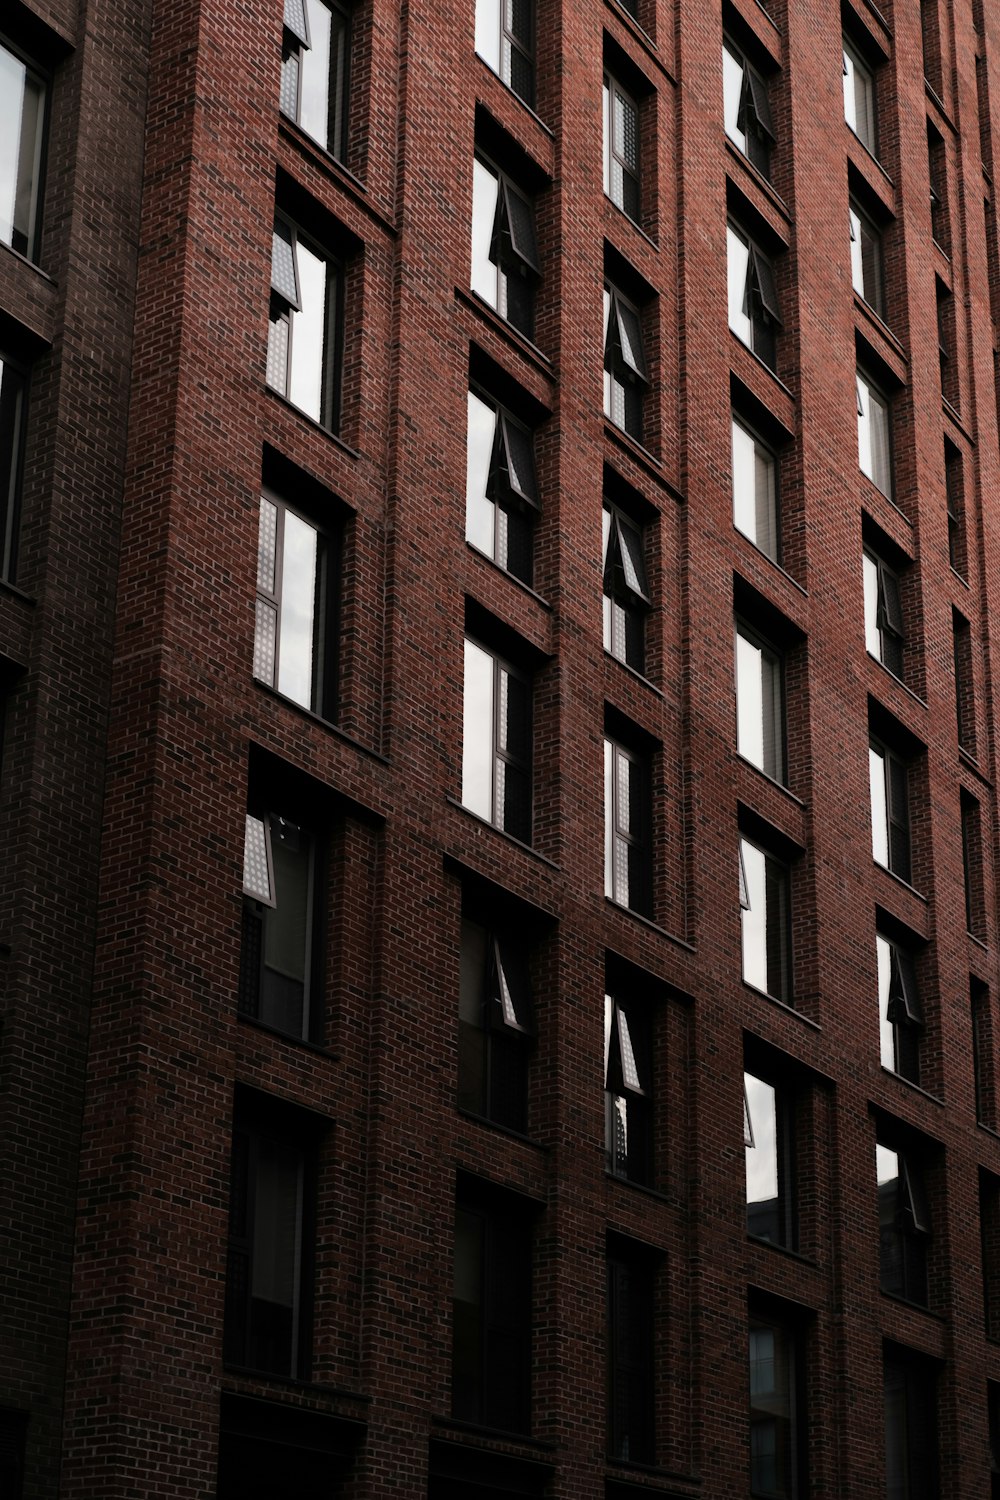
[0, 39, 46, 261]
[981, 1172, 1000, 1340]
[458, 916, 533, 1133]
[452, 1186, 532, 1434]
[877, 1142, 930, 1305]
[475, 0, 534, 108]
[253, 491, 337, 718]
[722, 41, 774, 178]
[876, 932, 922, 1083]
[0, 1407, 26, 1499]
[850, 199, 884, 317]
[862, 549, 904, 677]
[603, 73, 640, 222]
[954, 610, 976, 755]
[843, 40, 876, 154]
[883, 1347, 939, 1498]
[962, 790, 985, 939]
[603, 503, 649, 672]
[732, 416, 779, 561]
[727, 223, 780, 370]
[241, 811, 318, 1040]
[736, 622, 785, 783]
[224, 1105, 313, 1377]
[267, 215, 341, 431]
[604, 283, 648, 442]
[462, 638, 531, 843]
[740, 836, 790, 1004]
[928, 121, 949, 253]
[605, 993, 651, 1183]
[471, 155, 538, 338]
[0, 353, 26, 583]
[973, 979, 995, 1129]
[607, 1246, 655, 1463]
[744, 1070, 795, 1248]
[749, 1312, 801, 1498]
[990, 1382, 1000, 1499]
[604, 737, 652, 917]
[280, 0, 349, 160]
[945, 439, 966, 578]
[465, 389, 538, 584]
[937, 278, 959, 409]
[857, 371, 892, 497]
[869, 740, 912, 883]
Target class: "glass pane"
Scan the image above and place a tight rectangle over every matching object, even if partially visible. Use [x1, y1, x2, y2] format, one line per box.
[615, 88, 638, 171]
[471, 159, 500, 307]
[288, 237, 329, 422]
[299, 0, 333, 149]
[723, 44, 746, 152]
[253, 599, 277, 686]
[475, 0, 501, 71]
[257, 497, 278, 593]
[603, 82, 611, 196]
[244, 814, 272, 903]
[876, 933, 895, 1069]
[869, 746, 889, 866]
[463, 640, 495, 821]
[276, 510, 319, 709]
[266, 312, 289, 396]
[745, 1072, 779, 1218]
[466, 391, 497, 557]
[737, 631, 765, 771]
[616, 301, 645, 376]
[0, 49, 43, 258]
[863, 553, 880, 657]
[740, 839, 768, 993]
[271, 222, 299, 306]
[727, 226, 752, 345]
[251, 1135, 302, 1372]
[264, 818, 309, 987]
[459, 918, 487, 1025]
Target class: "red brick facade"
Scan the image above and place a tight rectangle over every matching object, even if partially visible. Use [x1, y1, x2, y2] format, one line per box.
[4, 0, 1000, 1494]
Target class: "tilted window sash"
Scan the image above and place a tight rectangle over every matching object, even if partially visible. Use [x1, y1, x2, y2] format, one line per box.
[605, 291, 648, 384]
[488, 408, 539, 510]
[487, 933, 534, 1034]
[887, 942, 922, 1026]
[876, 563, 903, 639]
[494, 174, 538, 274]
[740, 66, 774, 143]
[284, 0, 312, 48]
[271, 220, 302, 311]
[739, 843, 751, 911]
[603, 507, 649, 607]
[244, 813, 276, 907]
[745, 244, 781, 327]
[605, 998, 645, 1097]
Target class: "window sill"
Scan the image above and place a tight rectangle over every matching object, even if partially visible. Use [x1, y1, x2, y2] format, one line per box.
[878, 1066, 943, 1108]
[603, 421, 677, 498]
[746, 1233, 812, 1265]
[967, 929, 988, 952]
[0, 236, 55, 287]
[252, 678, 389, 765]
[466, 542, 552, 612]
[950, 564, 970, 591]
[457, 1107, 548, 1152]
[276, 116, 397, 240]
[605, 1455, 700, 1488]
[733, 528, 808, 599]
[222, 1365, 370, 1402]
[447, 796, 560, 870]
[872, 861, 926, 904]
[458, 287, 554, 381]
[845, 123, 895, 191]
[943, 398, 972, 443]
[602, 0, 662, 68]
[605, 896, 695, 954]
[236, 1011, 340, 1061]
[264, 384, 362, 461]
[604, 1169, 676, 1208]
[604, 648, 663, 699]
[604, 194, 660, 253]
[865, 651, 926, 711]
[741, 980, 821, 1031]
[853, 294, 906, 364]
[878, 1290, 942, 1320]
[737, 754, 805, 809]
[0, 576, 36, 607]
[432, 1414, 556, 1451]
[473, 53, 554, 140]
[724, 139, 790, 224]
[727, 330, 792, 398]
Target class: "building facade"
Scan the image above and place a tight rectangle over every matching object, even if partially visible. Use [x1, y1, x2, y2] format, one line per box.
[3, 0, 1000, 1494]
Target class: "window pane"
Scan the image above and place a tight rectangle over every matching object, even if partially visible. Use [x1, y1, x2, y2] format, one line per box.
[471, 159, 500, 307]
[741, 839, 769, 993]
[262, 818, 311, 1034]
[0, 45, 44, 259]
[876, 934, 896, 1070]
[736, 631, 766, 772]
[475, 0, 501, 71]
[298, 0, 335, 151]
[466, 391, 497, 556]
[249, 1134, 303, 1375]
[869, 745, 889, 867]
[288, 237, 329, 422]
[732, 419, 778, 559]
[276, 511, 319, 708]
[862, 553, 880, 657]
[728, 226, 752, 346]
[745, 1072, 779, 1235]
[463, 640, 495, 822]
[723, 44, 746, 153]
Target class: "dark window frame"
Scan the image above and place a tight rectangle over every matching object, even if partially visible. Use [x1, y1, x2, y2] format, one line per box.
[749, 1305, 805, 1499]
[876, 931, 922, 1084]
[604, 282, 649, 443]
[603, 70, 641, 222]
[462, 635, 533, 844]
[607, 1242, 656, 1464]
[723, 38, 774, 179]
[744, 1067, 796, 1250]
[735, 618, 786, 784]
[465, 385, 539, 587]
[849, 197, 885, 317]
[863, 546, 904, 678]
[604, 991, 652, 1185]
[603, 501, 650, 672]
[458, 914, 534, 1134]
[604, 734, 653, 918]
[869, 737, 912, 884]
[475, 0, 535, 109]
[877, 1141, 931, 1307]
[253, 485, 340, 721]
[267, 212, 343, 432]
[471, 151, 539, 339]
[739, 833, 792, 1005]
[0, 33, 47, 263]
[240, 807, 323, 1043]
[0, 351, 27, 585]
[728, 221, 781, 370]
[279, 0, 351, 162]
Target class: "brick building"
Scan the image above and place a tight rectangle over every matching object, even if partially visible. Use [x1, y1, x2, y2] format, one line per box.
[3, 0, 1000, 1493]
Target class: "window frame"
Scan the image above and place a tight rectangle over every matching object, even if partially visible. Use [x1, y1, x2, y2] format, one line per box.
[0, 351, 27, 584]
[470, 152, 539, 339]
[862, 547, 904, 678]
[279, 0, 350, 162]
[604, 282, 649, 443]
[877, 1142, 931, 1307]
[727, 222, 781, 370]
[735, 619, 786, 784]
[876, 931, 922, 1084]
[869, 738, 912, 884]
[253, 487, 339, 720]
[843, 38, 877, 155]
[883, 1347, 939, 1497]
[722, 39, 774, 179]
[474, 0, 535, 109]
[240, 808, 321, 1043]
[849, 198, 884, 317]
[604, 992, 652, 1185]
[451, 1183, 533, 1435]
[465, 387, 539, 586]
[744, 1069, 796, 1250]
[739, 834, 791, 1005]
[856, 369, 893, 498]
[604, 735, 653, 918]
[749, 1308, 803, 1499]
[603, 71, 641, 223]
[458, 914, 534, 1133]
[267, 213, 342, 432]
[462, 636, 533, 844]
[607, 1243, 656, 1464]
[0, 35, 47, 263]
[602, 502, 650, 672]
[731, 414, 779, 562]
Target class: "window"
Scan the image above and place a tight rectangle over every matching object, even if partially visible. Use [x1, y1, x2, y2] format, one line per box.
[869, 740, 912, 883]
[740, 836, 790, 1004]
[883, 1347, 939, 1498]
[862, 548, 904, 677]
[604, 737, 652, 917]
[603, 503, 649, 671]
[936, 278, 958, 409]
[843, 39, 876, 154]
[267, 215, 341, 430]
[749, 1312, 801, 1498]
[736, 623, 784, 783]
[928, 121, 949, 253]
[849, 199, 884, 316]
[727, 224, 780, 370]
[224, 1102, 314, 1377]
[603, 73, 640, 221]
[856, 371, 892, 497]
[945, 439, 966, 577]
[253, 490, 337, 717]
[604, 284, 648, 442]
[981, 1172, 1000, 1340]
[241, 810, 318, 1040]
[459, 916, 533, 1132]
[876, 932, 922, 1083]
[607, 1245, 655, 1463]
[744, 1070, 795, 1248]
[462, 638, 531, 843]
[732, 416, 779, 561]
[954, 610, 975, 755]
[0, 353, 26, 583]
[991, 1382, 1000, 1499]
[0, 39, 45, 261]
[471, 156, 538, 338]
[280, 0, 349, 160]
[961, 790, 985, 939]
[972, 979, 995, 1129]
[475, 0, 534, 108]
[605, 993, 651, 1183]
[452, 1184, 532, 1433]
[877, 1142, 930, 1305]
[465, 389, 538, 586]
[722, 41, 774, 178]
